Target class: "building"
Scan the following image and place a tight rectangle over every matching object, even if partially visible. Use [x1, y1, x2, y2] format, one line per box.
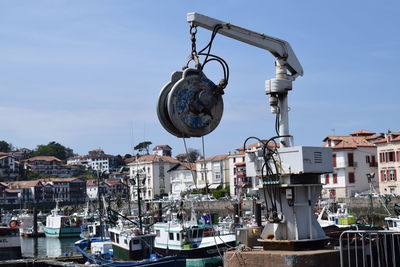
[0, 182, 19, 204]
[153, 145, 172, 157]
[195, 154, 229, 191]
[169, 162, 197, 198]
[7, 180, 44, 202]
[128, 154, 181, 200]
[226, 152, 246, 196]
[24, 156, 77, 178]
[320, 130, 382, 198]
[0, 154, 19, 180]
[40, 178, 86, 203]
[87, 178, 129, 200]
[67, 149, 116, 173]
[375, 132, 400, 194]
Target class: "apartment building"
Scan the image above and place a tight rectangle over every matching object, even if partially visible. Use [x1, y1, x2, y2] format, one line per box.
[128, 154, 180, 200]
[67, 149, 116, 173]
[24, 156, 77, 178]
[320, 130, 382, 198]
[169, 162, 196, 198]
[195, 154, 229, 191]
[0, 154, 19, 180]
[375, 132, 400, 194]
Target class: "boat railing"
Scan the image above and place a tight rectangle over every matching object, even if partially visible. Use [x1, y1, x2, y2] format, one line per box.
[339, 230, 400, 267]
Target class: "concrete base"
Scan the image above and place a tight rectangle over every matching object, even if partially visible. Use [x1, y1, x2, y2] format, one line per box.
[224, 249, 340, 267]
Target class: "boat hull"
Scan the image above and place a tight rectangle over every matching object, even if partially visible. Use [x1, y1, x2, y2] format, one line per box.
[44, 226, 81, 238]
[154, 240, 235, 259]
[75, 239, 186, 267]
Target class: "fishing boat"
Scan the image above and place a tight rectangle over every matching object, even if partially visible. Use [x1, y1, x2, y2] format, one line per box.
[153, 205, 236, 267]
[18, 211, 46, 237]
[317, 203, 356, 228]
[43, 203, 82, 238]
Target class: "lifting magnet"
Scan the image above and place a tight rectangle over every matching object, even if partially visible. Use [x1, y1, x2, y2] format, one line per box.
[157, 71, 184, 137]
[166, 68, 224, 137]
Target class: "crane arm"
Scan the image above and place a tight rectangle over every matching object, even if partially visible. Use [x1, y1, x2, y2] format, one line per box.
[187, 12, 303, 78]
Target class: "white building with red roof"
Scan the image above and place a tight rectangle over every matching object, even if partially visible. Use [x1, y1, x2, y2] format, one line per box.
[168, 162, 197, 198]
[0, 154, 19, 180]
[128, 154, 180, 200]
[66, 149, 116, 173]
[152, 145, 172, 157]
[195, 154, 230, 191]
[374, 131, 400, 195]
[320, 130, 383, 198]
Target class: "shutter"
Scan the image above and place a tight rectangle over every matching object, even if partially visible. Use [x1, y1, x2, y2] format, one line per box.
[386, 170, 390, 181]
[381, 170, 385, 181]
[379, 153, 382, 163]
[394, 170, 397, 181]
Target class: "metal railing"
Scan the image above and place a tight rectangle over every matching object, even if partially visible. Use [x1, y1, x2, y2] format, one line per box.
[339, 230, 400, 267]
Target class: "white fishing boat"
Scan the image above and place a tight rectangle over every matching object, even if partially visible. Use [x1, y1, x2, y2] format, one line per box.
[153, 205, 236, 267]
[317, 203, 356, 228]
[43, 202, 82, 238]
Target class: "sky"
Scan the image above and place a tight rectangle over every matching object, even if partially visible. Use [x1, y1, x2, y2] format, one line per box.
[0, 1, 399, 157]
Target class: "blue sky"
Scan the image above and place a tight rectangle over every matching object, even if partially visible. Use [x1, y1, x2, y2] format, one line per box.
[0, 1, 399, 157]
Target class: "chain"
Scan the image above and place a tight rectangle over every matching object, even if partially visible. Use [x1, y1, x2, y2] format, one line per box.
[190, 23, 198, 59]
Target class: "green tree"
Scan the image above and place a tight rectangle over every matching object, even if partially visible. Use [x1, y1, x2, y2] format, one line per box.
[31, 141, 73, 160]
[0, 140, 11, 152]
[134, 141, 152, 155]
[187, 148, 200, 163]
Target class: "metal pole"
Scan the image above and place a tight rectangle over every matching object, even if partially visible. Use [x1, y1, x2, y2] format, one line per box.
[137, 172, 143, 232]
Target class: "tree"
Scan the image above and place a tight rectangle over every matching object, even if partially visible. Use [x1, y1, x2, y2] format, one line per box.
[124, 154, 132, 159]
[0, 140, 11, 152]
[31, 141, 73, 160]
[187, 148, 200, 163]
[134, 141, 152, 155]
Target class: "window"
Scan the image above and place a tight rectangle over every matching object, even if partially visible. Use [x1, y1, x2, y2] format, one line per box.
[348, 172, 355, 184]
[324, 174, 329, 184]
[389, 169, 397, 181]
[333, 173, 338, 184]
[156, 230, 160, 237]
[233, 158, 236, 163]
[366, 156, 370, 163]
[169, 233, 174, 240]
[381, 170, 387, 182]
[332, 154, 337, 168]
[176, 233, 180, 241]
[348, 153, 354, 167]
[388, 152, 395, 162]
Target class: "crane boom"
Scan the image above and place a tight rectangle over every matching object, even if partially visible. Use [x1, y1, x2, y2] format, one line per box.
[187, 12, 303, 78]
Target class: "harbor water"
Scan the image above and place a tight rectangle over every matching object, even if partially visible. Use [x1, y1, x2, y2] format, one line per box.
[20, 237, 80, 258]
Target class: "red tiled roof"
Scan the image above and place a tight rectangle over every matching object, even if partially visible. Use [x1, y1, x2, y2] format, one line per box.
[26, 156, 61, 162]
[130, 154, 181, 164]
[181, 162, 196, 171]
[196, 154, 229, 162]
[350, 130, 375, 136]
[375, 132, 400, 144]
[324, 136, 376, 149]
[236, 141, 279, 152]
[8, 180, 42, 189]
